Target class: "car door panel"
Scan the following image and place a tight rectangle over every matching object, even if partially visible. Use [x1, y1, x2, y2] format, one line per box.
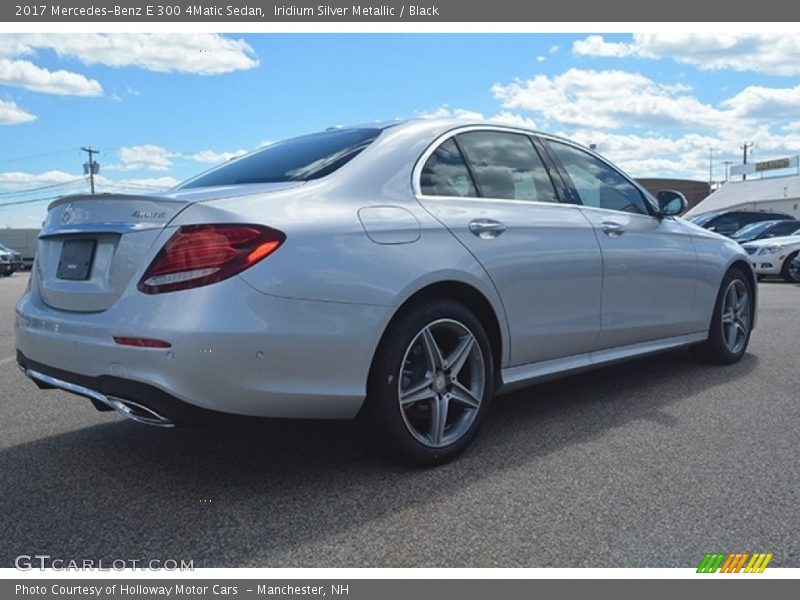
[416, 130, 602, 367]
[579, 207, 699, 348]
[544, 138, 699, 350]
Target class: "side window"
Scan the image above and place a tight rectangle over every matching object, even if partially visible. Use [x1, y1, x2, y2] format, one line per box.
[547, 141, 650, 215]
[711, 215, 741, 235]
[420, 139, 478, 197]
[456, 131, 558, 203]
[768, 221, 800, 237]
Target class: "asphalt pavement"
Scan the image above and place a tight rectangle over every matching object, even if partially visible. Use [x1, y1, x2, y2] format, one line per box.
[1, 271, 798, 567]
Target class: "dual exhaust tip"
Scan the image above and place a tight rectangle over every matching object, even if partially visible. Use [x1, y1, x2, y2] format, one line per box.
[24, 368, 174, 428]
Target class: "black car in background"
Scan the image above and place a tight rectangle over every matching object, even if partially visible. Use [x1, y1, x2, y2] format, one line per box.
[690, 210, 796, 237]
[730, 219, 800, 243]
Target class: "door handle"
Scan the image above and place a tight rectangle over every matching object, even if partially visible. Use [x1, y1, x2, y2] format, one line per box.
[469, 219, 507, 239]
[601, 221, 626, 237]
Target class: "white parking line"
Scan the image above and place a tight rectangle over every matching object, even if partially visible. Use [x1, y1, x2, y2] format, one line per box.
[0, 356, 16, 366]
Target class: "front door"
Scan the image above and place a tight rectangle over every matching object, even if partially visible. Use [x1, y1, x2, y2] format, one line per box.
[545, 138, 699, 350]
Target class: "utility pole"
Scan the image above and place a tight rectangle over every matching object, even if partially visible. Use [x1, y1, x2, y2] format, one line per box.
[81, 146, 100, 194]
[708, 147, 716, 184]
[740, 141, 754, 180]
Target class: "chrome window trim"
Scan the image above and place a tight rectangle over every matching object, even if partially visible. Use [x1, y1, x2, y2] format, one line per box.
[538, 133, 661, 216]
[412, 124, 570, 205]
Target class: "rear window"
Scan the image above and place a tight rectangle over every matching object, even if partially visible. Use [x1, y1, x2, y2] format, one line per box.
[766, 221, 800, 237]
[180, 128, 381, 189]
[731, 221, 774, 239]
[690, 214, 716, 226]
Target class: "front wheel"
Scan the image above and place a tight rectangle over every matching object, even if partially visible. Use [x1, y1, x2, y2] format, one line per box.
[690, 267, 753, 364]
[359, 300, 494, 466]
[781, 251, 800, 283]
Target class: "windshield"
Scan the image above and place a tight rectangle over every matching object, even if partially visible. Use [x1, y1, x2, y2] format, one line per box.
[690, 213, 716, 226]
[179, 128, 381, 189]
[731, 221, 776, 240]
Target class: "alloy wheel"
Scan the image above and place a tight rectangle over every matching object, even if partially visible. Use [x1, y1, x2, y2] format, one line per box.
[720, 279, 750, 354]
[397, 319, 485, 448]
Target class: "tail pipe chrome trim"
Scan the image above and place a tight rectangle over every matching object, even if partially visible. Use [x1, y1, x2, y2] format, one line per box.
[24, 368, 175, 428]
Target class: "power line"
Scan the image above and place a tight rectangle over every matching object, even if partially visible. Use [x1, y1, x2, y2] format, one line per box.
[0, 194, 65, 208]
[0, 148, 78, 166]
[0, 179, 83, 197]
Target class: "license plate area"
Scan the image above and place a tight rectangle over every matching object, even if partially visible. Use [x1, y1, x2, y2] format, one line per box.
[57, 239, 96, 280]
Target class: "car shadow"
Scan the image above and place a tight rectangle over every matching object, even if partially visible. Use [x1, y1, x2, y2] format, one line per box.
[0, 349, 759, 567]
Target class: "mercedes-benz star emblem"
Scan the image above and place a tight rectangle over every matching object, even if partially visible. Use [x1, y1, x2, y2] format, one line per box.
[61, 203, 74, 224]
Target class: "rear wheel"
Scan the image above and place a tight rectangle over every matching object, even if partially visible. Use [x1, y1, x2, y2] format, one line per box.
[359, 300, 494, 466]
[781, 251, 800, 283]
[691, 267, 753, 364]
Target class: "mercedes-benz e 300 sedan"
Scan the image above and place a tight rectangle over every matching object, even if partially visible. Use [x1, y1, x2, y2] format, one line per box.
[16, 120, 756, 465]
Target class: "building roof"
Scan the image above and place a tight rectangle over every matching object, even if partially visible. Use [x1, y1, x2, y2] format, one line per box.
[686, 174, 800, 216]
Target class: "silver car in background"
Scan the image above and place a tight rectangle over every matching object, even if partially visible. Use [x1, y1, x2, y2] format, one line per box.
[15, 119, 756, 464]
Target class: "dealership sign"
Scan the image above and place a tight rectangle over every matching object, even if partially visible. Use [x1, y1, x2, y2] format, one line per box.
[731, 155, 799, 176]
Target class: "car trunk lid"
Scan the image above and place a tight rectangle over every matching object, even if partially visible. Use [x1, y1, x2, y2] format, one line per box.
[36, 193, 192, 312]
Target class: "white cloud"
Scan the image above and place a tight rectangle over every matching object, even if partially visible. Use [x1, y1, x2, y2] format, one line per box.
[536, 56, 546, 63]
[95, 175, 178, 190]
[3, 33, 258, 75]
[489, 112, 538, 129]
[418, 106, 536, 128]
[722, 84, 800, 120]
[0, 170, 177, 194]
[117, 145, 178, 172]
[418, 106, 484, 120]
[0, 169, 80, 189]
[0, 99, 35, 125]
[190, 149, 248, 164]
[492, 68, 726, 130]
[572, 35, 638, 58]
[549, 45, 560, 54]
[486, 64, 800, 181]
[0, 58, 102, 96]
[573, 33, 800, 77]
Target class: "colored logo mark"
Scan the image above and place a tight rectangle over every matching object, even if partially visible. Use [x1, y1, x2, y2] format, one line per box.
[697, 552, 773, 573]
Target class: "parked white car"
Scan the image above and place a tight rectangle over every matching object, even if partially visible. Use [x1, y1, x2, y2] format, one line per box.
[742, 234, 800, 282]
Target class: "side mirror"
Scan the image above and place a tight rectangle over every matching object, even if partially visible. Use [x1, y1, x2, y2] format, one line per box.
[657, 190, 688, 217]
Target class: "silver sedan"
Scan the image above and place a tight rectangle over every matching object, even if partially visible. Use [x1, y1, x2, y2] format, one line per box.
[15, 119, 756, 464]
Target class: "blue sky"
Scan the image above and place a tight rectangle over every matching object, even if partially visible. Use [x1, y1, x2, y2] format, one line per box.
[3, 33, 800, 227]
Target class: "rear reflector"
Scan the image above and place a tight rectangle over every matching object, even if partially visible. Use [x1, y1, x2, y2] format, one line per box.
[113, 336, 172, 348]
[138, 224, 286, 294]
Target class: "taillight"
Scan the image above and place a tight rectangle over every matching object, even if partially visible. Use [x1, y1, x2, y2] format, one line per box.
[138, 224, 285, 294]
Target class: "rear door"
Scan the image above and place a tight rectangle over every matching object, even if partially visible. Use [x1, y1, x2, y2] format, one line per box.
[543, 138, 699, 350]
[415, 128, 602, 367]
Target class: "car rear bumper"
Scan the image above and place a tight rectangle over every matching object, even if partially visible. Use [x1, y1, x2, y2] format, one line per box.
[15, 275, 390, 422]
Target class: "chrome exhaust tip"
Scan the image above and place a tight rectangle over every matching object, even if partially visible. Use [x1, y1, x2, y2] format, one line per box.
[25, 368, 175, 428]
[105, 396, 174, 427]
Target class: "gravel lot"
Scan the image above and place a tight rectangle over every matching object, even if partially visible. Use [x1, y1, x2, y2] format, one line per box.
[1, 271, 798, 567]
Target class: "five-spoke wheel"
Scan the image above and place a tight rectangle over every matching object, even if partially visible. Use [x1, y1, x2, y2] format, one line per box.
[398, 319, 485, 448]
[360, 300, 493, 465]
[691, 267, 753, 365]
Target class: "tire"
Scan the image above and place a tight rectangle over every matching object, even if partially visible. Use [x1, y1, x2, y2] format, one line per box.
[359, 299, 494, 466]
[781, 251, 800, 283]
[690, 267, 753, 365]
